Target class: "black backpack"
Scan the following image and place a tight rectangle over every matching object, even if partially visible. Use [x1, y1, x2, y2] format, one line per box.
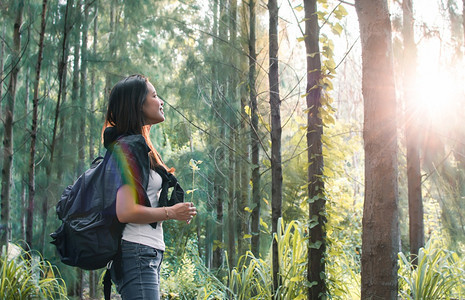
[50, 150, 124, 299]
[50, 151, 124, 270]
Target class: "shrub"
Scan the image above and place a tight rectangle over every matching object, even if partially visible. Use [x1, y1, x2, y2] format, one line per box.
[0, 244, 68, 299]
[398, 240, 465, 300]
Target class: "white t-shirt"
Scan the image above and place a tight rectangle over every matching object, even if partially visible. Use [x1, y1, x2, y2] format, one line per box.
[121, 170, 165, 251]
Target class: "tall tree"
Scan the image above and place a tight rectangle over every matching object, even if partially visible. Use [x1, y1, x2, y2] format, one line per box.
[88, 10, 98, 295]
[355, 0, 400, 298]
[304, 0, 326, 298]
[1, 0, 24, 252]
[237, 1, 251, 259]
[71, 0, 81, 173]
[248, 0, 261, 259]
[402, 0, 423, 262]
[78, 0, 89, 173]
[228, 0, 239, 270]
[212, 0, 227, 270]
[26, 0, 48, 250]
[0, 23, 5, 124]
[268, 0, 283, 294]
[51, 0, 74, 182]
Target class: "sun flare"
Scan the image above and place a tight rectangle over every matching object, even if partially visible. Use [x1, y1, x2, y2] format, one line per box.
[414, 70, 456, 117]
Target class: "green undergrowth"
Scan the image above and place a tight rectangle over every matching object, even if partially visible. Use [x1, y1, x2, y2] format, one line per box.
[0, 243, 68, 299]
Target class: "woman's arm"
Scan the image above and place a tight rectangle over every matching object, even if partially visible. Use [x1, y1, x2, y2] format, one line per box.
[116, 184, 196, 224]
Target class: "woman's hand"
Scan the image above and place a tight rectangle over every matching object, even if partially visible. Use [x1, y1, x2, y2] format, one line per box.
[117, 185, 196, 224]
[167, 202, 197, 224]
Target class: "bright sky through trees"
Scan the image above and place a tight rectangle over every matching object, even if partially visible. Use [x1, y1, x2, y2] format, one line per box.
[413, 0, 464, 134]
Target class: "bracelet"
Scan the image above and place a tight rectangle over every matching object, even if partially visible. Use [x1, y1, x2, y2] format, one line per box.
[164, 207, 170, 220]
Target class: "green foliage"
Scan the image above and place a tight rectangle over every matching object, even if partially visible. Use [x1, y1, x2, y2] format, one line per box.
[275, 219, 308, 299]
[160, 241, 228, 299]
[228, 252, 272, 299]
[0, 244, 68, 299]
[228, 218, 309, 299]
[324, 121, 363, 299]
[160, 219, 309, 299]
[398, 239, 465, 299]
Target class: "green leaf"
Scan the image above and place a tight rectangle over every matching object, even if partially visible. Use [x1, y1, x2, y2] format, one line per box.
[307, 52, 320, 58]
[243, 234, 252, 239]
[331, 23, 343, 36]
[294, 5, 304, 12]
[244, 105, 251, 116]
[334, 5, 348, 20]
[260, 220, 269, 232]
[309, 240, 322, 249]
[244, 207, 253, 213]
[297, 36, 306, 42]
[290, 276, 304, 282]
[262, 198, 269, 206]
[189, 159, 200, 171]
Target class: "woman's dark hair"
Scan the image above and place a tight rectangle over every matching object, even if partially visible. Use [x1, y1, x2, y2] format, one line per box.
[103, 74, 173, 173]
[105, 74, 148, 135]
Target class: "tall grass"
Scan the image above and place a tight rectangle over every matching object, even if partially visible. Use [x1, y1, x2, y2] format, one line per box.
[398, 240, 465, 300]
[161, 218, 309, 299]
[228, 218, 308, 299]
[0, 244, 68, 299]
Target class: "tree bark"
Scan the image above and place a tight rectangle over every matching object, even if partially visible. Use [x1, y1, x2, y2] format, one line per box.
[402, 0, 423, 263]
[213, 0, 227, 270]
[268, 0, 283, 294]
[228, 0, 239, 271]
[355, 0, 400, 298]
[237, 4, 250, 260]
[1, 0, 24, 252]
[71, 0, 81, 177]
[52, 0, 73, 181]
[249, 0, 261, 259]
[304, 0, 326, 298]
[27, 0, 48, 251]
[89, 6, 98, 162]
[0, 23, 5, 124]
[78, 0, 89, 173]
[238, 63, 250, 258]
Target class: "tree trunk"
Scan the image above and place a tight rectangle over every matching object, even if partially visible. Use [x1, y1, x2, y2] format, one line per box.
[268, 0, 283, 294]
[71, 0, 81, 175]
[249, 0, 261, 260]
[89, 6, 98, 162]
[355, 0, 400, 298]
[20, 183, 26, 245]
[21, 72, 30, 248]
[304, 0, 326, 298]
[52, 0, 73, 182]
[27, 0, 48, 252]
[0, 23, 5, 125]
[1, 0, 24, 252]
[402, 0, 423, 262]
[212, 0, 227, 271]
[228, 0, 238, 271]
[238, 56, 250, 258]
[89, 8, 98, 285]
[78, 0, 89, 173]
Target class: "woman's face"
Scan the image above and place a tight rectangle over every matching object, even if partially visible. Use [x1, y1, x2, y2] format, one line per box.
[142, 81, 165, 125]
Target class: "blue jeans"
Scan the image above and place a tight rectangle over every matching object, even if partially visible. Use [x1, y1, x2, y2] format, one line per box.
[110, 240, 164, 300]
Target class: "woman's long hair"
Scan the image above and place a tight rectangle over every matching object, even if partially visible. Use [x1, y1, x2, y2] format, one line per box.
[103, 74, 172, 172]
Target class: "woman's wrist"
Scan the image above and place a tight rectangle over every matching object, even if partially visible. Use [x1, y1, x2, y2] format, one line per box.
[163, 206, 170, 220]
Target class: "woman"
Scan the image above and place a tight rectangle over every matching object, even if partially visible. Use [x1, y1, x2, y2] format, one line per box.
[104, 74, 196, 299]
